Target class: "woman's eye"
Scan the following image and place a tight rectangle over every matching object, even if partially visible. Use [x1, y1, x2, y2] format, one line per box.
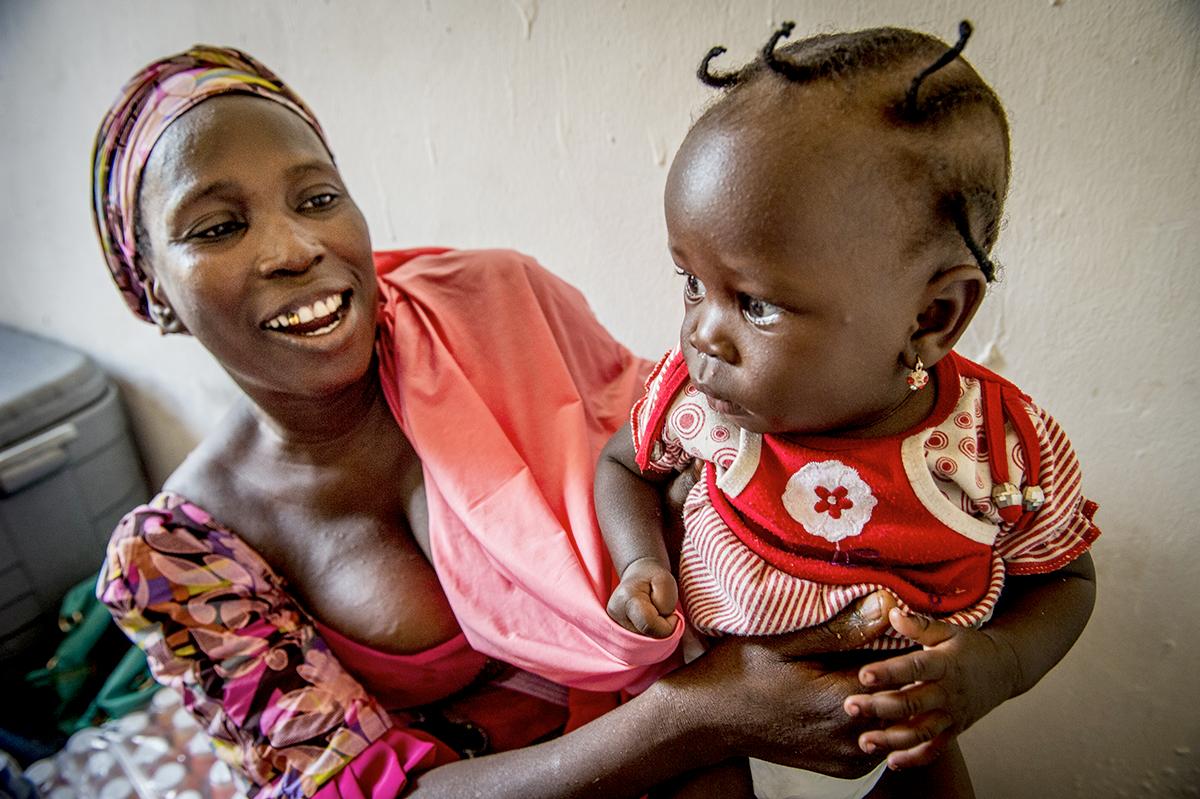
[741, 295, 784, 326]
[675, 269, 706, 301]
[300, 192, 339, 211]
[192, 220, 244, 241]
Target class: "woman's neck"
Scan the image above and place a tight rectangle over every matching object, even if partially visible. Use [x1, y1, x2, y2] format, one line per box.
[241, 368, 395, 460]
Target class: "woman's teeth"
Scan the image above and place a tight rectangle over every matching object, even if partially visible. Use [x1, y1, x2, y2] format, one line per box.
[265, 292, 345, 334]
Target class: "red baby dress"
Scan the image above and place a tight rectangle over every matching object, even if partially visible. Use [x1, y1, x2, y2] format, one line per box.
[633, 348, 1099, 646]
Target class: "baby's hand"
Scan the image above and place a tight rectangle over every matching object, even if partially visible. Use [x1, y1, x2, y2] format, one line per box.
[607, 557, 679, 638]
[842, 608, 1019, 769]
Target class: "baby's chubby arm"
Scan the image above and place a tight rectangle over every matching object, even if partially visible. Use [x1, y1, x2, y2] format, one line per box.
[595, 421, 680, 639]
[844, 551, 1097, 769]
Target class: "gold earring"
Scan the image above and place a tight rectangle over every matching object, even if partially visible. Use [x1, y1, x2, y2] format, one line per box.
[906, 357, 929, 391]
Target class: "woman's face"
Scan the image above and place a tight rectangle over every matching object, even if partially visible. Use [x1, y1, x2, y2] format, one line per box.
[137, 94, 377, 401]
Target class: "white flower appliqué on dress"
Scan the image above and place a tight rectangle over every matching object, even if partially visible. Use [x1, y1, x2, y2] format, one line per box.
[782, 460, 878, 543]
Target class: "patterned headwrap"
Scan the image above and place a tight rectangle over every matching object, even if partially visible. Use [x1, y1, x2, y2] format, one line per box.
[91, 45, 330, 322]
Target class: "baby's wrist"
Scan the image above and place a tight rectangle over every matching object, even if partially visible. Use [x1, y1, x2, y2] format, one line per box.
[621, 554, 670, 578]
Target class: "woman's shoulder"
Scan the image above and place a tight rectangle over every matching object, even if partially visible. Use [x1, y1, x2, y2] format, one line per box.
[160, 401, 262, 514]
[376, 246, 540, 273]
[378, 247, 608, 345]
[377, 247, 574, 296]
[107, 403, 273, 575]
[105, 486, 271, 572]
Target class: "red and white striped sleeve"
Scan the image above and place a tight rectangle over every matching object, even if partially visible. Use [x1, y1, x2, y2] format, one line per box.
[994, 402, 1100, 575]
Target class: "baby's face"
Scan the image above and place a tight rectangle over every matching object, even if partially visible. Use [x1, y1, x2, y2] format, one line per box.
[664, 108, 938, 436]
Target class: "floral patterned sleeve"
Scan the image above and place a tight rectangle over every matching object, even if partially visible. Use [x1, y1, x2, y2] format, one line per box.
[96, 493, 433, 798]
[630, 347, 694, 474]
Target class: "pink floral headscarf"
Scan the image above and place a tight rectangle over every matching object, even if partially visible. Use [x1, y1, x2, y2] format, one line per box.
[91, 45, 330, 322]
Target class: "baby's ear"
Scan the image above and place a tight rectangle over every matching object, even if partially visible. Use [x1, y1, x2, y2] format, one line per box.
[911, 264, 985, 364]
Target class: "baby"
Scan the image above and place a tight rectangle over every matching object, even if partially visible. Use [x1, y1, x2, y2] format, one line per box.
[595, 21, 1100, 799]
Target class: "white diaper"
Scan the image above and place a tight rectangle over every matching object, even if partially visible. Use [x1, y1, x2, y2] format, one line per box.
[750, 757, 888, 799]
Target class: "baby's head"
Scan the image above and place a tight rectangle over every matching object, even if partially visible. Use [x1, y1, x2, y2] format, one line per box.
[666, 22, 1009, 437]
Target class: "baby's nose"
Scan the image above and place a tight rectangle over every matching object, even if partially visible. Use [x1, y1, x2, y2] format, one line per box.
[688, 309, 738, 364]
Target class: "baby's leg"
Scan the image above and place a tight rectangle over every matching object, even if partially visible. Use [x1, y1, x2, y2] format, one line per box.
[649, 757, 754, 799]
[865, 740, 975, 799]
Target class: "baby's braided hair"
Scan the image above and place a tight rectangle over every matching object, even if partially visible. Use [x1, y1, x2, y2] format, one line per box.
[696, 21, 1008, 281]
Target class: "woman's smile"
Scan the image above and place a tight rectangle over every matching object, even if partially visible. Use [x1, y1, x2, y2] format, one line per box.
[263, 288, 352, 335]
[257, 286, 369, 363]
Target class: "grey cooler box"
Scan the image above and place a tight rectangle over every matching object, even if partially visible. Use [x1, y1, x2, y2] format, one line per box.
[0, 325, 149, 660]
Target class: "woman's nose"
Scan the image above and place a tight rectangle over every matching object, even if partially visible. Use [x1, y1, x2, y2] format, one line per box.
[688, 305, 738, 364]
[256, 215, 323, 276]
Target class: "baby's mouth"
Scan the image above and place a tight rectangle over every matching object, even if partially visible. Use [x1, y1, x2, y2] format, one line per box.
[263, 290, 351, 336]
[705, 394, 746, 416]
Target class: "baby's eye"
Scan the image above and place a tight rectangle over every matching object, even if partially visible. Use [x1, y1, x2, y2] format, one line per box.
[675, 268, 706, 302]
[741, 295, 784, 326]
[300, 192, 339, 211]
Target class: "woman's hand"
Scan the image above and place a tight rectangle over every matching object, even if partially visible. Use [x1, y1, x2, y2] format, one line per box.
[658, 591, 899, 779]
[843, 609, 1018, 769]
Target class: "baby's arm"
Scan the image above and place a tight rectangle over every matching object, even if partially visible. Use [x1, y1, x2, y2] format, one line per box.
[844, 551, 1097, 769]
[595, 420, 680, 638]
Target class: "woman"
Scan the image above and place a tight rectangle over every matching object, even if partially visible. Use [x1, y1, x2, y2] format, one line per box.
[92, 47, 1095, 798]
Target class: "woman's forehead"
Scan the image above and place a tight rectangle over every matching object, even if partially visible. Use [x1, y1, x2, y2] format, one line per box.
[142, 95, 334, 209]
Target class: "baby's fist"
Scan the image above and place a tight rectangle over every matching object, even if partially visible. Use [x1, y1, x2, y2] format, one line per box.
[607, 557, 679, 638]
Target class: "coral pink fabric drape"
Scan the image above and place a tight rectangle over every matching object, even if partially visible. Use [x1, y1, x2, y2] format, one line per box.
[374, 249, 682, 691]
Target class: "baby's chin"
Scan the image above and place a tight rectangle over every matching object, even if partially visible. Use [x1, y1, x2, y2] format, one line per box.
[742, 414, 833, 437]
[728, 413, 784, 436]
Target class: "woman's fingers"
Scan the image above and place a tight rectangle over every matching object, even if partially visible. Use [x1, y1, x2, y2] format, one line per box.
[675, 634, 888, 775]
[767, 591, 896, 658]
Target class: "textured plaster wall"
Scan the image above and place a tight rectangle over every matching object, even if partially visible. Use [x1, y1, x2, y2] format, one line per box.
[1, 1, 1197, 796]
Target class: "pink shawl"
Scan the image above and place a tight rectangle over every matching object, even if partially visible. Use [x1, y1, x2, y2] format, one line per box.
[374, 248, 682, 691]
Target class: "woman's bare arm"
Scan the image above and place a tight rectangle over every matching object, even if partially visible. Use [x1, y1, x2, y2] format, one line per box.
[407, 592, 897, 797]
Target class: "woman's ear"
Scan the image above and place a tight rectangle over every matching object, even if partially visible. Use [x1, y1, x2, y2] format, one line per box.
[144, 276, 188, 335]
[911, 264, 986, 366]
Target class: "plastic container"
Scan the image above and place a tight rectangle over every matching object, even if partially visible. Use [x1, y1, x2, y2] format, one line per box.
[0, 325, 149, 661]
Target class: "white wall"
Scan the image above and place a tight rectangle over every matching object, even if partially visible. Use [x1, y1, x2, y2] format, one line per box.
[2, 1, 1197, 795]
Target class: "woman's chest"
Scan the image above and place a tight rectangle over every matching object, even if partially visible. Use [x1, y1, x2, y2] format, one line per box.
[179, 431, 460, 654]
[266, 501, 460, 653]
